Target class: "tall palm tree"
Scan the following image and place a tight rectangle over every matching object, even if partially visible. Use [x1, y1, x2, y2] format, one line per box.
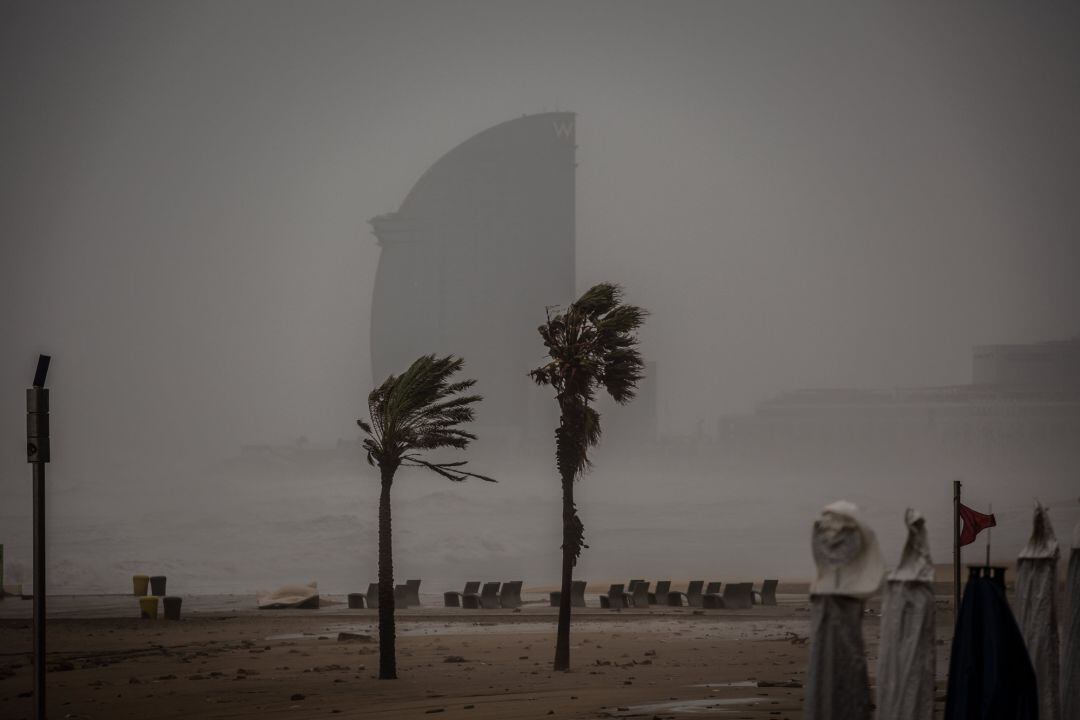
[530, 283, 647, 671]
[358, 354, 494, 680]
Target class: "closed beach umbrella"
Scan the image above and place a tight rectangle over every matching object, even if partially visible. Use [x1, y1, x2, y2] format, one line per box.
[944, 567, 1038, 719]
[1015, 502, 1061, 720]
[805, 500, 885, 720]
[1063, 517, 1080, 720]
[877, 508, 935, 720]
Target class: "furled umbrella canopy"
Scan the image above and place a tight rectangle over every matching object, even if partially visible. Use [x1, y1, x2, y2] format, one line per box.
[1063, 515, 1080, 720]
[944, 566, 1038, 720]
[877, 509, 935, 720]
[1015, 502, 1061, 720]
[805, 501, 884, 720]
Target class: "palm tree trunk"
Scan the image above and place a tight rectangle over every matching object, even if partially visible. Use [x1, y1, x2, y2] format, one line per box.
[377, 462, 398, 679]
[553, 469, 575, 671]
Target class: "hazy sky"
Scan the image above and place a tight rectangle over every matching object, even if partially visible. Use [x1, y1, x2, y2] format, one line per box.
[3, 0, 1079, 472]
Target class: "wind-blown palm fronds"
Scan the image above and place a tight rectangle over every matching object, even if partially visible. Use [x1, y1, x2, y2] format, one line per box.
[358, 354, 493, 680]
[531, 283, 646, 672]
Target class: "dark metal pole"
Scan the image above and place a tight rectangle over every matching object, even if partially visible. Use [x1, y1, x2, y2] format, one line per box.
[27, 354, 51, 720]
[33, 461, 45, 720]
[953, 479, 961, 624]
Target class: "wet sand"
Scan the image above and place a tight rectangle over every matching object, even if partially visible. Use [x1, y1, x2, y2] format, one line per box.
[0, 594, 954, 719]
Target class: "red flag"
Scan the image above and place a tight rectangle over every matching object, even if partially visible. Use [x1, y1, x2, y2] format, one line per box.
[958, 503, 996, 546]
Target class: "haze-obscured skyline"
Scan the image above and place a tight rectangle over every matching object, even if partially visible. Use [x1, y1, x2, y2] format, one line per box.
[2, 2, 1079, 589]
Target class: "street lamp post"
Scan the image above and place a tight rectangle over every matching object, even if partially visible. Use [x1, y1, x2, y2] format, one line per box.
[27, 354, 51, 720]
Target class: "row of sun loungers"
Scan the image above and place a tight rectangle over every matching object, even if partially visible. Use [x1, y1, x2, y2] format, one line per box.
[344, 578, 777, 610]
[596, 579, 777, 609]
[443, 581, 523, 609]
[347, 579, 422, 609]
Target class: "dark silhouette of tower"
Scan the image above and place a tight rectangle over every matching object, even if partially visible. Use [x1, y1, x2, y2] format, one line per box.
[370, 112, 577, 442]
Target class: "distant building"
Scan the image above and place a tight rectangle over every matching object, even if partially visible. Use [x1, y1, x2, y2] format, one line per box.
[715, 338, 1080, 467]
[369, 113, 577, 440]
[973, 337, 1080, 389]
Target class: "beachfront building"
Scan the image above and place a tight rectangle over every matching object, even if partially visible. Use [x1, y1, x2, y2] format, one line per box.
[369, 113, 577, 443]
[714, 337, 1080, 469]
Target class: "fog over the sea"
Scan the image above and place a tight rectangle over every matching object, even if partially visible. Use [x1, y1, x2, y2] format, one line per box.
[2, 2, 1078, 593]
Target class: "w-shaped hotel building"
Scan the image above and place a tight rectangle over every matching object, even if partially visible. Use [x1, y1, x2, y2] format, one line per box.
[369, 113, 579, 444]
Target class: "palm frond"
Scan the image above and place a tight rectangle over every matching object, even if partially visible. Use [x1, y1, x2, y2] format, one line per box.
[358, 354, 493, 484]
[531, 283, 647, 480]
[402, 455, 497, 483]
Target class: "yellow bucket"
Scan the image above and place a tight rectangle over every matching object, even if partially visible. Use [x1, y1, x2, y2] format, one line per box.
[133, 574, 150, 596]
[138, 596, 159, 619]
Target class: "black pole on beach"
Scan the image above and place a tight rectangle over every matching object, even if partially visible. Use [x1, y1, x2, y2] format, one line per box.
[952, 478, 961, 624]
[27, 354, 51, 720]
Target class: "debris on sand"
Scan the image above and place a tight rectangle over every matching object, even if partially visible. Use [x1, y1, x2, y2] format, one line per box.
[337, 632, 374, 643]
[444, 655, 467, 663]
[784, 631, 808, 645]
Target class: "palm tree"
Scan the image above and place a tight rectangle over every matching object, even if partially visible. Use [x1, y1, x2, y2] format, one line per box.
[358, 354, 494, 679]
[530, 283, 647, 671]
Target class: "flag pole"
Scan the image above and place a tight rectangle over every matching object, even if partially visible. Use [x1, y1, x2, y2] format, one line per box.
[953, 479, 961, 622]
[985, 502, 992, 568]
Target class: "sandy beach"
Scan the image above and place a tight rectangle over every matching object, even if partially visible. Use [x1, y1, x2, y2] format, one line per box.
[0, 590, 956, 719]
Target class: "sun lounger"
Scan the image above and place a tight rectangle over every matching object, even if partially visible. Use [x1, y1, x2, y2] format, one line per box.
[553, 580, 587, 607]
[405, 579, 421, 607]
[668, 580, 704, 607]
[630, 581, 650, 608]
[550, 579, 588, 607]
[599, 583, 626, 609]
[623, 579, 644, 605]
[648, 580, 671, 605]
[445, 581, 481, 607]
[722, 581, 753, 609]
[500, 580, 523, 609]
[366, 582, 379, 609]
[477, 581, 502, 609]
[702, 581, 725, 609]
[752, 579, 778, 606]
[571, 580, 586, 607]
[457, 581, 497, 609]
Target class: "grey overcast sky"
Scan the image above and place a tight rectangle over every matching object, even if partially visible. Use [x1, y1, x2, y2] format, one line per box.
[3, 0, 1079, 472]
